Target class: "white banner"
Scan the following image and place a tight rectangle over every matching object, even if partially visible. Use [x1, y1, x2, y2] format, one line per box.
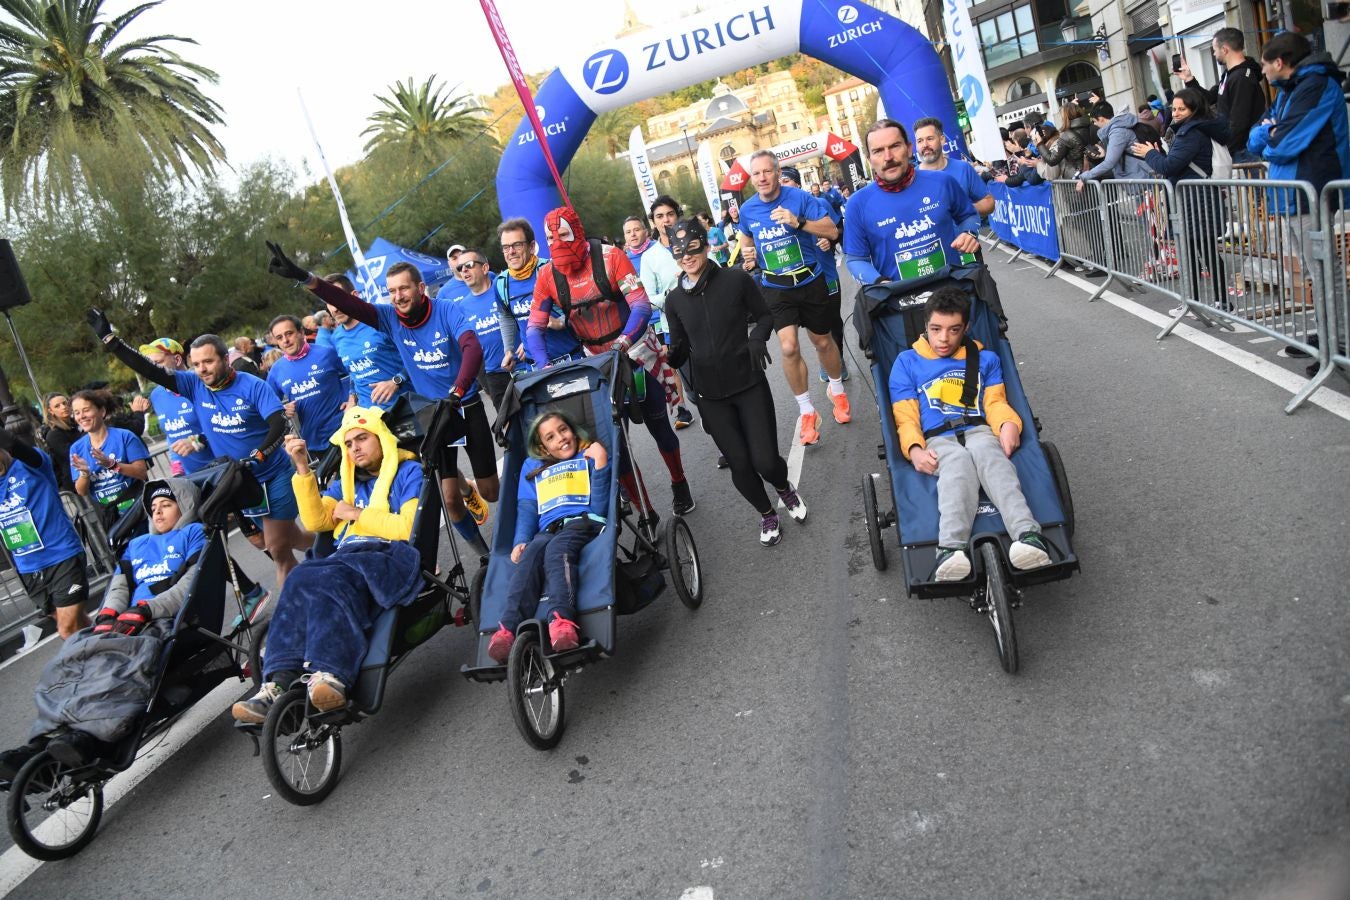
[696, 141, 723, 221]
[299, 90, 374, 282]
[939, 0, 1003, 162]
[628, 126, 659, 212]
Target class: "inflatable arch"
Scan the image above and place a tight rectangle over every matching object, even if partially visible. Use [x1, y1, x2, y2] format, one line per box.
[495, 0, 961, 240]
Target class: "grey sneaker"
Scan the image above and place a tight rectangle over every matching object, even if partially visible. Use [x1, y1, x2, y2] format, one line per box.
[1009, 532, 1051, 571]
[232, 681, 284, 724]
[777, 484, 807, 522]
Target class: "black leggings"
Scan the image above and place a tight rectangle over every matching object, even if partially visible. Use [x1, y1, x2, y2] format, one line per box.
[700, 378, 789, 514]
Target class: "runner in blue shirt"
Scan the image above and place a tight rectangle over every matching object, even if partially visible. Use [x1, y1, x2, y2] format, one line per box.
[68, 389, 150, 517]
[913, 117, 995, 219]
[494, 218, 582, 372]
[139, 337, 215, 475]
[435, 243, 471, 302]
[452, 248, 512, 410]
[89, 315, 312, 589]
[0, 429, 90, 638]
[737, 150, 850, 446]
[266, 244, 493, 558]
[321, 276, 410, 410]
[266, 314, 348, 448]
[781, 166, 851, 386]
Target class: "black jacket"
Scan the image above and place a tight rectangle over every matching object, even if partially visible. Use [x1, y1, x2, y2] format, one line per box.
[1186, 57, 1266, 155]
[665, 265, 775, 401]
[1141, 116, 1231, 185]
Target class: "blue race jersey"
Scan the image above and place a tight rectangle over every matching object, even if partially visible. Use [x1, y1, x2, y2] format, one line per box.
[70, 427, 150, 507]
[331, 320, 409, 410]
[737, 185, 835, 289]
[124, 523, 207, 603]
[171, 369, 289, 480]
[937, 158, 992, 212]
[496, 267, 581, 365]
[0, 449, 83, 573]
[435, 279, 470, 303]
[455, 285, 507, 374]
[149, 385, 214, 474]
[315, 328, 336, 350]
[372, 298, 479, 402]
[267, 343, 349, 447]
[322, 458, 423, 548]
[842, 170, 979, 286]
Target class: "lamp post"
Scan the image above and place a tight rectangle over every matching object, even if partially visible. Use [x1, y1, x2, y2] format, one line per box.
[1058, 16, 1078, 46]
[679, 121, 697, 197]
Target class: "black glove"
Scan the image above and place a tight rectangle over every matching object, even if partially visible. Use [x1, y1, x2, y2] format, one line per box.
[92, 608, 119, 633]
[86, 308, 114, 343]
[113, 605, 152, 636]
[0, 428, 14, 453]
[265, 240, 310, 283]
[750, 340, 772, 371]
[446, 389, 463, 410]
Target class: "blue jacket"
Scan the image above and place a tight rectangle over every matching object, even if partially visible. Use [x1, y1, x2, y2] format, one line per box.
[1247, 53, 1350, 210]
[1142, 116, 1230, 185]
[1079, 112, 1154, 182]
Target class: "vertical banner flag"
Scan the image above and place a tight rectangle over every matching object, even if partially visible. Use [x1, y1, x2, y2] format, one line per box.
[696, 141, 723, 222]
[299, 90, 375, 286]
[479, 0, 572, 208]
[629, 126, 659, 211]
[941, 0, 1003, 162]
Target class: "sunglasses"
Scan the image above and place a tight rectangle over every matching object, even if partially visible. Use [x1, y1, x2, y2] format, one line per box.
[455, 260, 483, 272]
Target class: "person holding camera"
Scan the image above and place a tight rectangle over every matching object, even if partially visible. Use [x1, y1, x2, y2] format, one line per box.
[1176, 27, 1266, 161]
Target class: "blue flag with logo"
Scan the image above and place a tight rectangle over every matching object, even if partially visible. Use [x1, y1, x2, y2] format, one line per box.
[988, 182, 1060, 262]
[346, 237, 454, 305]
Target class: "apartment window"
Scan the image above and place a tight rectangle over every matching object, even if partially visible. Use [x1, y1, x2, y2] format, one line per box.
[841, 122, 851, 138]
[1007, 77, 1041, 103]
[849, 90, 859, 101]
[977, 4, 1039, 70]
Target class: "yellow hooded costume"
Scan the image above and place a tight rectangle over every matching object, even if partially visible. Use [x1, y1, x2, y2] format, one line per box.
[292, 406, 421, 544]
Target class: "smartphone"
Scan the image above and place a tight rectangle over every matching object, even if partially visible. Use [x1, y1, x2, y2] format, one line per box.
[1171, 53, 1182, 72]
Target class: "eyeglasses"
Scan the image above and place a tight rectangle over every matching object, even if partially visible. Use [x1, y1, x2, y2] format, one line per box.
[500, 241, 528, 252]
[455, 261, 483, 272]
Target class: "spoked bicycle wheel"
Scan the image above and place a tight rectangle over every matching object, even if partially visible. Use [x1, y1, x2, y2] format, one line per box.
[6, 751, 104, 861]
[664, 516, 703, 609]
[261, 688, 343, 805]
[861, 473, 887, 571]
[978, 543, 1019, 674]
[507, 631, 566, 751]
[245, 620, 269, 688]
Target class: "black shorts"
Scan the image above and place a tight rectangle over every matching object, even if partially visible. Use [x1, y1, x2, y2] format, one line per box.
[19, 553, 90, 616]
[437, 398, 498, 480]
[478, 370, 512, 412]
[766, 277, 841, 335]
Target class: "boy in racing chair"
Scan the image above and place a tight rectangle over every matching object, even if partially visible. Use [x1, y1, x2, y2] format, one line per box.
[889, 287, 1052, 582]
[232, 406, 423, 723]
[0, 477, 207, 775]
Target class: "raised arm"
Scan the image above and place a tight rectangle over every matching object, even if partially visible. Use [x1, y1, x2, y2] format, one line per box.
[86, 309, 176, 390]
[265, 241, 379, 328]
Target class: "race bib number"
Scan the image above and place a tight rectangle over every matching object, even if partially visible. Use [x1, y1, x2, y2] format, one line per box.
[536, 458, 590, 516]
[762, 234, 805, 272]
[0, 509, 42, 556]
[241, 482, 272, 519]
[894, 237, 948, 285]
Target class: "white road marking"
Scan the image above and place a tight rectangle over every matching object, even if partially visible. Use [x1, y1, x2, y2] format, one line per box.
[680, 886, 715, 899]
[0, 634, 58, 673]
[776, 422, 806, 511]
[1003, 251, 1350, 424]
[1248, 337, 1277, 344]
[0, 678, 243, 895]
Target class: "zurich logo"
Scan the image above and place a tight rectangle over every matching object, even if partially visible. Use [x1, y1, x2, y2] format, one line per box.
[535, 104, 546, 120]
[959, 74, 985, 116]
[584, 49, 629, 95]
[837, 4, 859, 24]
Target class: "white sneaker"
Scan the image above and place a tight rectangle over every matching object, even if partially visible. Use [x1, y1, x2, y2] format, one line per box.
[232, 681, 284, 724]
[305, 671, 347, 712]
[777, 484, 807, 522]
[934, 548, 971, 581]
[1008, 533, 1052, 571]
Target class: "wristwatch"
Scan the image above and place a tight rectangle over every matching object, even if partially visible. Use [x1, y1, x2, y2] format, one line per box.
[249, 448, 265, 464]
[392, 373, 406, 386]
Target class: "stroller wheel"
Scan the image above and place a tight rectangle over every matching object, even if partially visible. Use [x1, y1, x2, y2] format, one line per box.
[261, 688, 343, 806]
[665, 516, 702, 609]
[507, 631, 566, 751]
[7, 751, 104, 861]
[979, 544, 1020, 675]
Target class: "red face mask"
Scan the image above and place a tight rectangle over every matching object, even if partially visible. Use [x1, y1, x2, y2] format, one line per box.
[545, 207, 589, 275]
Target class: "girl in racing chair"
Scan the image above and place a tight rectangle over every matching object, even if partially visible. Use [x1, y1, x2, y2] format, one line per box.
[232, 406, 423, 723]
[0, 477, 207, 776]
[486, 410, 611, 664]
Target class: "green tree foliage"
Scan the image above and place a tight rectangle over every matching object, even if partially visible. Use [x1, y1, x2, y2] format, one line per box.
[361, 76, 488, 165]
[0, 0, 225, 210]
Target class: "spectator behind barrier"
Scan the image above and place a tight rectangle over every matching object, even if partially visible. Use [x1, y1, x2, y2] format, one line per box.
[1075, 100, 1156, 188]
[1178, 26, 1267, 160]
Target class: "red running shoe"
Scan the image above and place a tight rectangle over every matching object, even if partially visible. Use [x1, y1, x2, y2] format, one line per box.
[487, 624, 515, 664]
[548, 613, 580, 652]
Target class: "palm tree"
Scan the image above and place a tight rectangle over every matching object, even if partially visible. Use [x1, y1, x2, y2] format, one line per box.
[0, 0, 226, 209]
[361, 76, 487, 162]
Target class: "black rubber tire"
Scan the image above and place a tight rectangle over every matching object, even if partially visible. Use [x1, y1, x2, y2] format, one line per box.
[246, 620, 269, 688]
[1042, 441, 1075, 539]
[7, 751, 104, 861]
[507, 631, 565, 751]
[664, 515, 703, 609]
[861, 473, 887, 571]
[261, 688, 343, 806]
[979, 543, 1019, 674]
[468, 565, 486, 630]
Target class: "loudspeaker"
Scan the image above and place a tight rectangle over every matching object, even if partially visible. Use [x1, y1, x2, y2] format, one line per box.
[0, 240, 31, 311]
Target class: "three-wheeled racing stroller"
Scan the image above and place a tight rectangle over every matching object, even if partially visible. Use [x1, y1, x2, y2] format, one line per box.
[241, 396, 481, 805]
[461, 351, 703, 749]
[3, 459, 269, 860]
[857, 269, 1079, 673]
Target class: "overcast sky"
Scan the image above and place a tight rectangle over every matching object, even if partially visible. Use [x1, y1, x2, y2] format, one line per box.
[136, 0, 698, 178]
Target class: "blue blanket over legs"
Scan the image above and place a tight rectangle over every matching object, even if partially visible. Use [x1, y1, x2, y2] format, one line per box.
[263, 541, 422, 686]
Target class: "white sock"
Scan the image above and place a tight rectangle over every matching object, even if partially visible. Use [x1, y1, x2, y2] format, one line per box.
[828, 377, 844, 397]
[795, 392, 814, 415]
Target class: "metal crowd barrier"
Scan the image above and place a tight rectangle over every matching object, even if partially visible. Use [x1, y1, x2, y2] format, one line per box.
[1050, 175, 1347, 413]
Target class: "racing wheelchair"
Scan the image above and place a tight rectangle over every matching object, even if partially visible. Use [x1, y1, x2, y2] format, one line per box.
[240, 397, 480, 805]
[3, 460, 269, 860]
[461, 351, 703, 749]
[857, 270, 1079, 673]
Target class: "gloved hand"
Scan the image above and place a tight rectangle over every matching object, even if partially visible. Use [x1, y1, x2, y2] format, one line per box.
[612, 334, 632, 354]
[750, 339, 772, 371]
[265, 240, 310, 283]
[86, 308, 114, 343]
[446, 389, 463, 410]
[92, 608, 119, 633]
[113, 605, 152, 636]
